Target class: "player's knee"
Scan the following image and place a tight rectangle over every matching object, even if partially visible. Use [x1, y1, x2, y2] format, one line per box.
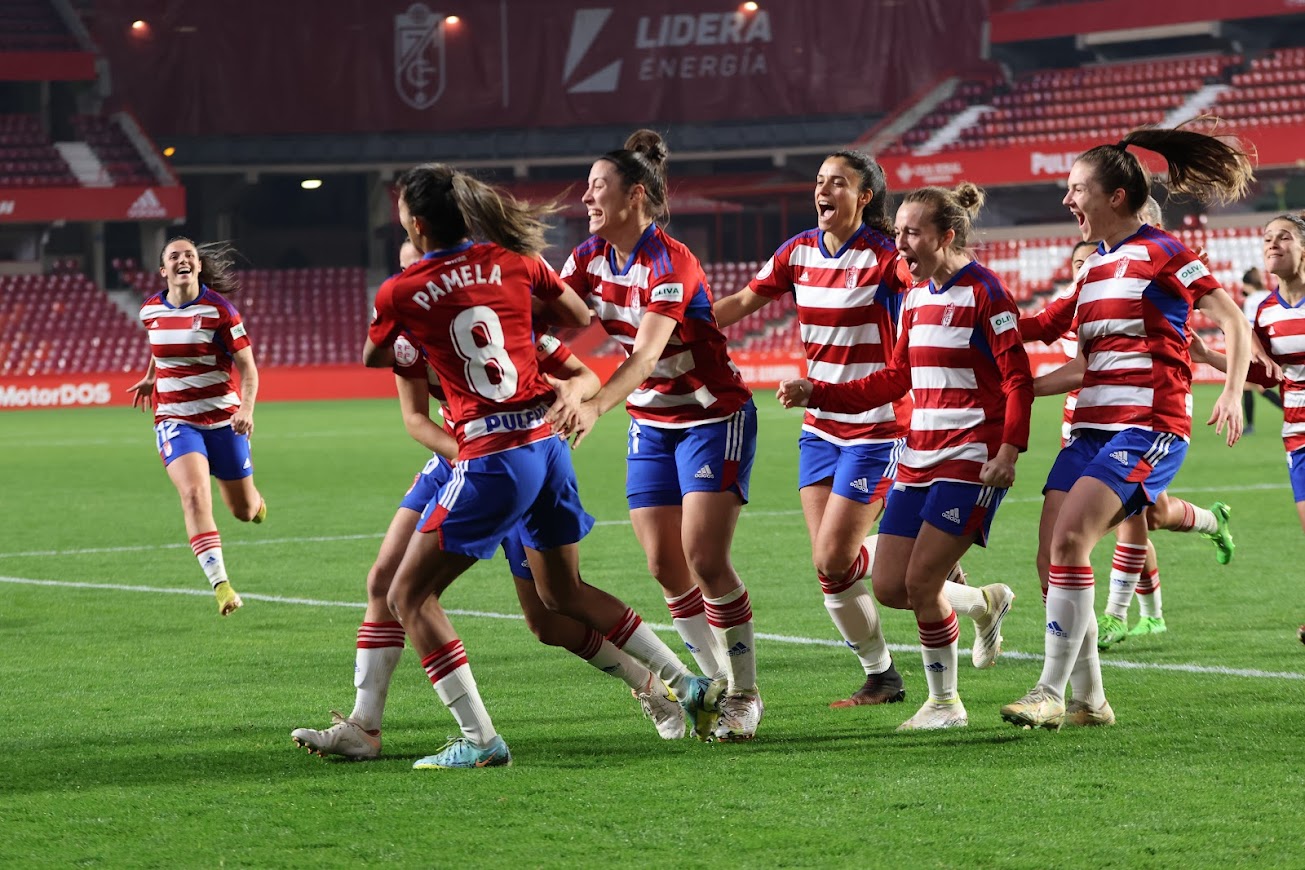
[685, 548, 730, 584]
[813, 548, 856, 584]
[365, 565, 394, 603]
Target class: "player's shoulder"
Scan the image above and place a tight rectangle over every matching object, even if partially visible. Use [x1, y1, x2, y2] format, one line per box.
[1135, 225, 1190, 260]
[645, 226, 703, 278]
[963, 261, 1011, 304]
[200, 287, 242, 318]
[775, 228, 821, 256]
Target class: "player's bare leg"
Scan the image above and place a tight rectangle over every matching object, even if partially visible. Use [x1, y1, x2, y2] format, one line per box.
[167, 452, 241, 615]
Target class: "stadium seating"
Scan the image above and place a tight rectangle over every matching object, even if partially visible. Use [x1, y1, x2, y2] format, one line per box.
[1215, 47, 1305, 127]
[881, 54, 1240, 155]
[0, 0, 79, 51]
[71, 115, 157, 185]
[121, 266, 371, 368]
[0, 114, 77, 186]
[0, 273, 147, 375]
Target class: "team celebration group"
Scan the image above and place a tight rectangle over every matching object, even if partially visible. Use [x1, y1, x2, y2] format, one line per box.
[126, 120, 1305, 769]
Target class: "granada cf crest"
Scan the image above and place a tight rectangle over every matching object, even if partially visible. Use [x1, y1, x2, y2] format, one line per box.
[1114, 258, 1129, 279]
[942, 302, 956, 327]
[845, 268, 858, 289]
[395, 3, 446, 110]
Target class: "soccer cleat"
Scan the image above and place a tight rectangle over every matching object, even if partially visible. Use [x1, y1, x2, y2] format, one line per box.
[1098, 613, 1129, 650]
[1066, 698, 1116, 727]
[896, 697, 967, 731]
[830, 663, 906, 708]
[678, 675, 725, 741]
[971, 583, 1014, 668]
[1127, 615, 1167, 637]
[413, 735, 511, 769]
[214, 580, 243, 616]
[1203, 501, 1234, 565]
[291, 711, 381, 759]
[252, 500, 267, 524]
[946, 563, 967, 586]
[1001, 688, 1066, 731]
[712, 690, 764, 742]
[633, 675, 686, 740]
[1299, 624, 1305, 646]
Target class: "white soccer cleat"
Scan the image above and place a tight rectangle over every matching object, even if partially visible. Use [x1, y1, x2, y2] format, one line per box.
[291, 711, 381, 759]
[896, 697, 968, 731]
[1001, 688, 1066, 731]
[971, 583, 1014, 669]
[712, 690, 764, 742]
[633, 674, 687, 740]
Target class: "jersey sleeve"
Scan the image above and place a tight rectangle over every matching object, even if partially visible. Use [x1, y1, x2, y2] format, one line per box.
[1248, 309, 1283, 388]
[1160, 248, 1221, 304]
[535, 333, 574, 376]
[978, 288, 1034, 452]
[217, 305, 252, 354]
[1019, 288, 1077, 344]
[368, 278, 403, 348]
[810, 308, 913, 412]
[527, 254, 566, 302]
[646, 258, 694, 322]
[391, 333, 427, 380]
[747, 244, 795, 301]
[559, 250, 588, 296]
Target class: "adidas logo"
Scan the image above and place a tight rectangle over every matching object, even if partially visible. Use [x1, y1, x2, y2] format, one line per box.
[600, 665, 620, 675]
[243, 458, 251, 469]
[849, 477, 869, 494]
[1110, 450, 1129, 465]
[942, 507, 961, 524]
[725, 641, 750, 657]
[843, 640, 860, 651]
[800, 271, 812, 282]
[683, 641, 700, 652]
[925, 661, 946, 672]
[694, 463, 714, 480]
[127, 187, 167, 219]
[204, 556, 218, 567]
[1047, 620, 1068, 638]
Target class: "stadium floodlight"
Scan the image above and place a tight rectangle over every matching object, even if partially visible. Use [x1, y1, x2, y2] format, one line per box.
[301, 179, 323, 190]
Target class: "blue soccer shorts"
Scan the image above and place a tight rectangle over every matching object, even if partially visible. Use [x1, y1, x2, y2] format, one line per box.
[1046, 427, 1188, 517]
[797, 431, 903, 504]
[154, 420, 252, 481]
[626, 400, 757, 509]
[878, 480, 1006, 548]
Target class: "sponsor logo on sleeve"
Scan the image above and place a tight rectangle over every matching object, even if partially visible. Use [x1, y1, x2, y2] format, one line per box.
[394, 336, 419, 367]
[650, 282, 684, 304]
[559, 255, 577, 279]
[1177, 260, 1210, 288]
[989, 311, 1016, 335]
[535, 334, 560, 355]
[230, 322, 247, 339]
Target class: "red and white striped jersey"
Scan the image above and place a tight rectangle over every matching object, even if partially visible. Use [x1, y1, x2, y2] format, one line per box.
[1071, 226, 1218, 439]
[560, 223, 750, 428]
[1020, 283, 1080, 444]
[140, 286, 251, 429]
[1252, 292, 1305, 451]
[369, 241, 566, 460]
[810, 261, 1033, 485]
[748, 226, 911, 445]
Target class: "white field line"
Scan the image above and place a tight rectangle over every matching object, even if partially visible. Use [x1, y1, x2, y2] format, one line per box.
[2, 574, 1302, 682]
[0, 480, 1287, 561]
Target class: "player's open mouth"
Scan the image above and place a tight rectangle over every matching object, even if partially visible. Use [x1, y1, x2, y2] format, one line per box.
[817, 201, 835, 219]
[1071, 210, 1086, 228]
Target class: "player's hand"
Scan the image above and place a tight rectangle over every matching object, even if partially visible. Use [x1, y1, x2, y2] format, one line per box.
[777, 378, 813, 408]
[231, 407, 255, 437]
[126, 376, 155, 411]
[1252, 343, 1283, 383]
[979, 457, 1016, 489]
[556, 400, 600, 449]
[545, 374, 584, 427]
[1195, 246, 1210, 267]
[1207, 391, 1243, 447]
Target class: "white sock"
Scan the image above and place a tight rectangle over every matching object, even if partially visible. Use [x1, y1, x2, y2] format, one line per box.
[1035, 565, 1096, 703]
[1068, 610, 1107, 708]
[823, 579, 891, 675]
[705, 585, 757, 694]
[190, 531, 228, 587]
[1105, 542, 1147, 619]
[1174, 500, 1218, 534]
[664, 587, 725, 680]
[607, 608, 693, 694]
[944, 581, 988, 619]
[1137, 569, 1163, 619]
[424, 643, 496, 747]
[350, 621, 405, 730]
[578, 630, 652, 691]
[918, 612, 960, 702]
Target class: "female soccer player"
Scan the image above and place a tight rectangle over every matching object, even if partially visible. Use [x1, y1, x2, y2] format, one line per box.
[549, 130, 762, 741]
[778, 183, 1034, 731]
[363, 163, 713, 769]
[1001, 126, 1254, 730]
[127, 238, 266, 617]
[713, 151, 1012, 708]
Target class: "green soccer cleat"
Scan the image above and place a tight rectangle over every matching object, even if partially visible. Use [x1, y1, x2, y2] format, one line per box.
[413, 735, 511, 770]
[1203, 501, 1234, 565]
[1098, 613, 1129, 650]
[1128, 616, 1167, 637]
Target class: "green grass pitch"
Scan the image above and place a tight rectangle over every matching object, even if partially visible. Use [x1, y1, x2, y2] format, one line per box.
[2, 386, 1303, 867]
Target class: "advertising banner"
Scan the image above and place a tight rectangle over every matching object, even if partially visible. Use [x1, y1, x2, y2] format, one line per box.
[0, 185, 184, 223]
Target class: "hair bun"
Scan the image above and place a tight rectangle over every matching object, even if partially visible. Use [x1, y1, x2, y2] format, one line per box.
[624, 129, 669, 165]
[953, 182, 985, 214]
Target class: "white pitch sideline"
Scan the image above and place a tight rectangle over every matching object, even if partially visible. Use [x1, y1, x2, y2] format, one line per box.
[3, 573, 1303, 683]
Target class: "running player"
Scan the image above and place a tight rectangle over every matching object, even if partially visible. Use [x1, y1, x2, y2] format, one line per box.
[1001, 126, 1254, 731]
[364, 163, 714, 768]
[714, 150, 1012, 708]
[126, 238, 266, 617]
[779, 183, 1034, 731]
[549, 130, 762, 741]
